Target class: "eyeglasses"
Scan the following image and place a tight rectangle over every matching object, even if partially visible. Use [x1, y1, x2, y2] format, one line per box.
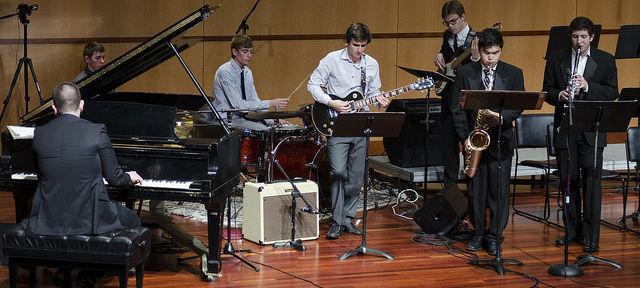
[442, 15, 461, 27]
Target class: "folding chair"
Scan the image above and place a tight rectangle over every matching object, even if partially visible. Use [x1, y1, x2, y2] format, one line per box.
[511, 114, 559, 226]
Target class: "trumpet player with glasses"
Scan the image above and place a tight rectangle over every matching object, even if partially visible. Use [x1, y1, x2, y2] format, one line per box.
[543, 17, 618, 252]
[449, 28, 524, 255]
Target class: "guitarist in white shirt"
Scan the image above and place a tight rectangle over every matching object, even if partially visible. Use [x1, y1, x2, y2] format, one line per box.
[308, 23, 389, 240]
[434, 0, 480, 189]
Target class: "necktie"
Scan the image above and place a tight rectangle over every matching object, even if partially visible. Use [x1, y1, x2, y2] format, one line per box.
[483, 68, 493, 91]
[240, 70, 247, 100]
[453, 34, 459, 52]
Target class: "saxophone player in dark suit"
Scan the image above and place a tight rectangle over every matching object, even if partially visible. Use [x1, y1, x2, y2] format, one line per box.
[543, 17, 618, 252]
[449, 28, 524, 255]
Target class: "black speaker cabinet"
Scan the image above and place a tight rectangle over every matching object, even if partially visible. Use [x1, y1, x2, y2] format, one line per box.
[383, 98, 443, 167]
[413, 195, 457, 235]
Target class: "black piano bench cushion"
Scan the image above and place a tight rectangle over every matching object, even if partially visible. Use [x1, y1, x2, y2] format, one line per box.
[2, 223, 151, 287]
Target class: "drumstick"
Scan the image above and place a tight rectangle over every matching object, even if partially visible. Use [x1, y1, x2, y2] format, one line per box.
[286, 70, 313, 103]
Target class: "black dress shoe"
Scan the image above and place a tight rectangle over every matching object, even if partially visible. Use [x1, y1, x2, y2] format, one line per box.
[326, 224, 343, 239]
[342, 223, 362, 235]
[583, 242, 599, 253]
[465, 236, 483, 251]
[483, 240, 502, 256]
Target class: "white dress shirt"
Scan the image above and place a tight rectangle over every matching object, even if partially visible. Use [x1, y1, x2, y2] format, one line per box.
[307, 48, 382, 106]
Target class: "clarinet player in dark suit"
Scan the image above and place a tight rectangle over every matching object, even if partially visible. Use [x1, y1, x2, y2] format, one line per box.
[543, 17, 618, 252]
[26, 82, 144, 236]
[450, 29, 524, 255]
[434, 0, 480, 189]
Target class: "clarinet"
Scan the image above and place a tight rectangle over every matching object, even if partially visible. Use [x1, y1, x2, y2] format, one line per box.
[567, 48, 581, 101]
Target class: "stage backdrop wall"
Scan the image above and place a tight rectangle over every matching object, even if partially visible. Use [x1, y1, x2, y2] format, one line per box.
[0, 0, 638, 144]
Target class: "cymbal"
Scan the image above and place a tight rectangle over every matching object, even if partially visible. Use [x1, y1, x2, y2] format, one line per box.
[245, 110, 302, 120]
[396, 65, 454, 83]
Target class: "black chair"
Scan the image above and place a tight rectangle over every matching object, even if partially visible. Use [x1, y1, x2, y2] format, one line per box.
[511, 114, 559, 226]
[615, 127, 640, 233]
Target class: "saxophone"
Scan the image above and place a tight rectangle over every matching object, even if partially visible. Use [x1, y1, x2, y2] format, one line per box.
[463, 109, 491, 178]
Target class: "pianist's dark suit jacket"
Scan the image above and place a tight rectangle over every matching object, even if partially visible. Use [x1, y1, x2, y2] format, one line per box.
[27, 113, 140, 235]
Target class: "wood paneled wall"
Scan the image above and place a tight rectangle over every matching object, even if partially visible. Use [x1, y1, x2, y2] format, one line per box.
[0, 0, 638, 129]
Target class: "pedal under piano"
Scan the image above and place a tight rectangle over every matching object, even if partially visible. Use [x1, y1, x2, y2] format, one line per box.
[0, 5, 240, 281]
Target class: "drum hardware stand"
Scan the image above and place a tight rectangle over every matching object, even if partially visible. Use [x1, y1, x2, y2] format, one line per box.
[222, 186, 260, 272]
[272, 159, 318, 252]
[0, 4, 45, 124]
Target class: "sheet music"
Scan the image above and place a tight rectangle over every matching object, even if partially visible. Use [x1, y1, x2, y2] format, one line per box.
[7, 126, 35, 139]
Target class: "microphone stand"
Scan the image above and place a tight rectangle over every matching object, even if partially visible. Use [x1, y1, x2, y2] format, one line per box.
[548, 47, 583, 277]
[272, 159, 318, 252]
[235, 0, 261, 35]
[423, 88, 432, 201]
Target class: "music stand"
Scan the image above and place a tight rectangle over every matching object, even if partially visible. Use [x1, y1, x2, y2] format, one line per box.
[615, 25, 640, 59]
[331, 112, 405, 260]
[460, 90, 546, 275]
[396, 65, 448, 199]
[559, 101, 636, 272]
[544, 25, 602, 59]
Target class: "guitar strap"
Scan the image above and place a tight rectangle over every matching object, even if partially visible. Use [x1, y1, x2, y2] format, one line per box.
[360, 64, 367, 96]
[462, 30, 475, 51]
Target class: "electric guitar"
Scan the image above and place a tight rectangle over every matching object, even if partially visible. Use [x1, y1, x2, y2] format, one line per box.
[311, 77, 434, 136]
[435, 22, 502, 96]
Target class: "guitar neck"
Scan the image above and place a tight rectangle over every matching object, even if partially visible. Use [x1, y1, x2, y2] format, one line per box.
[351, 84, 416, 110]
[451, 49, 472, 68]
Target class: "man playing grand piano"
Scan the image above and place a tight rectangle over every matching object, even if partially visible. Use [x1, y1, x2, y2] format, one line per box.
[26, 82, 143, 236]
[72, 41, 106, 83]
[209, 35, 289, 131]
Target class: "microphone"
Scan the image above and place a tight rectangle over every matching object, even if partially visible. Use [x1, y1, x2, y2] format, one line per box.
[300, 207, 318, 214]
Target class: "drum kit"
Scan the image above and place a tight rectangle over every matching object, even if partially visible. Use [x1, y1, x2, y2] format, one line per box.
[235, 105, 328, 185]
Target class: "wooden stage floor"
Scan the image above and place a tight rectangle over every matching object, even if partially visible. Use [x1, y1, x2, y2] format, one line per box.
[0, 182, 639, 287]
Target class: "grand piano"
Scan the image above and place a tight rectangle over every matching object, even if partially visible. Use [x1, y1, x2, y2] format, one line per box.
[0, 4, 240, 281]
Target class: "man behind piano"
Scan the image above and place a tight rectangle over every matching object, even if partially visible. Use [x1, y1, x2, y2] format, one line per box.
[26, 82, 144, 235]
[72, 41, 106, 83]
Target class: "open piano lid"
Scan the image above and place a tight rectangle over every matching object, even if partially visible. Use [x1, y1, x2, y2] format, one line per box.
[22, 5, 216, 124]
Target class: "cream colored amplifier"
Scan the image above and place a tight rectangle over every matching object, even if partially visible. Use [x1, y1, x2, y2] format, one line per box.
[242, 180, 319, 245]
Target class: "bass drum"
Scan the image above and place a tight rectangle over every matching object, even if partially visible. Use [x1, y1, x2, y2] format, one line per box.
[270, 136, 331, 211]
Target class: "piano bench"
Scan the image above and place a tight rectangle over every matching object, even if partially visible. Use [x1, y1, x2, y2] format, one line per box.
[2, 223, 151, 288]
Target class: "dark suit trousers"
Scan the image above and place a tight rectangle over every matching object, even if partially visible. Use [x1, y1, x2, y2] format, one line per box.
[441, 108, 462, 187]
[557, 133, 603, 243]
[469, 153, 512, 241]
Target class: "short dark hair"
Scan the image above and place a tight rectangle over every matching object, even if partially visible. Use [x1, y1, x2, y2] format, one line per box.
[344, 23, 371, 44]
[53, 82, 81, 113]
[569, 16, 595, 36]
[83, 41, 105, 59]
[441, 0, 465, 20]
[478, 28, 504, 49]
[231, 34, 253, 55]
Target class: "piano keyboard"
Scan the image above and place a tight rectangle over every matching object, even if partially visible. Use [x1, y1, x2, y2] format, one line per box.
[11, 173, 196, 190]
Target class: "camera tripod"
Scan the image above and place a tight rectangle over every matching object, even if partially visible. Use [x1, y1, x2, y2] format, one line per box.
[0, 4, 44, 123]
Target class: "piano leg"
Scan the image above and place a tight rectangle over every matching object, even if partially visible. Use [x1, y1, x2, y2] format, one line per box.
[11, 186, 33, 222]
[202, 198, 225, 281]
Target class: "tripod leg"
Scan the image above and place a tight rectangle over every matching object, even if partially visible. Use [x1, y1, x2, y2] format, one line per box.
[25, 58, 44, 104]
[0, 59, 25, 122]
[223, 192, 259, 272]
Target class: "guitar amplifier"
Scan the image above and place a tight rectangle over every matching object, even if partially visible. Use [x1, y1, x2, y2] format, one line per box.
[242, 180, 319, 245]
[383, 98, 443, 167]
